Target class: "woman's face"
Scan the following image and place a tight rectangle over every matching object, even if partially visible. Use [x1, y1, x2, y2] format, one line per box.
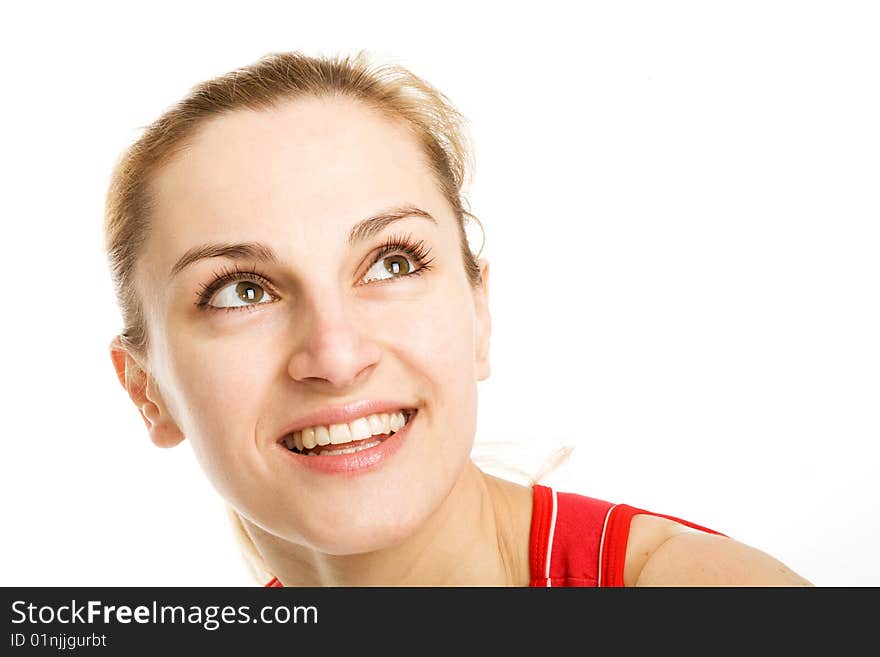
[131, 96, 491, 554]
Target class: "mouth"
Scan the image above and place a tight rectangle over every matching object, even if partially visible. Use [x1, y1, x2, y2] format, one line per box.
[278, 408, 417, 457]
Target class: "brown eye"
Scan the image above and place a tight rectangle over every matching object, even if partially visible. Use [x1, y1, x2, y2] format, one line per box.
[364, 254, 415, 283]
[236, 282, 265, 303]
[384, 255, 411, 276]
[209, 280, 275, 309]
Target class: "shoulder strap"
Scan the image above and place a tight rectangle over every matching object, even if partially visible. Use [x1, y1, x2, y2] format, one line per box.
[528, 484, 556, 586]
[599, 504, 728, 587]
[529, 484, 615, 587]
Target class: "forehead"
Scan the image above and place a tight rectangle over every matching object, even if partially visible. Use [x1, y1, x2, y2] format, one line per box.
[144, 96, 445, 272]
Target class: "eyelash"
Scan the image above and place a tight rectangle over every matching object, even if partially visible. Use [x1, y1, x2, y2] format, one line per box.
[369, 233, 435, 284]
[194, 233, 435, 313]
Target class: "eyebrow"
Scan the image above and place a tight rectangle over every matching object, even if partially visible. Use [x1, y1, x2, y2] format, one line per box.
[168, 204, 437, 279]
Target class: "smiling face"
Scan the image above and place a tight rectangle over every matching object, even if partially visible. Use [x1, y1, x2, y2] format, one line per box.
[129, 96, 491, 554]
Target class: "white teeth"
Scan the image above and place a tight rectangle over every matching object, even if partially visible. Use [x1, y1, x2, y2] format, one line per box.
[368, 414, 385, 435]
[329, 423, 352, 444]
[349, 417, 373, 441]
[304, 439, 382, 457]
[282, 408, 415, 453]
[329, 439, 382, 455]
[315, 425, 331, 446]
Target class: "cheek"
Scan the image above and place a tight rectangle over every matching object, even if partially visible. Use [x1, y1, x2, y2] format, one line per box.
[391, 288, 477, 381]
[162, 322, 277, 465]
[396, 291, 479, 440]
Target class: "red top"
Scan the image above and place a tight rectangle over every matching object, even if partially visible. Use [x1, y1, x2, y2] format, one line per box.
[528, 484, 726, 587]
[264, 484, 726, 588]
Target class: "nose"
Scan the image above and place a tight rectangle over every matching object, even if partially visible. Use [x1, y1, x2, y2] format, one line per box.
[286, 290, 382, 389]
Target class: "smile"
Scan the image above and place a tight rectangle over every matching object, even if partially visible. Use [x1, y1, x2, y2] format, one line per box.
[280, 409, 416, 456]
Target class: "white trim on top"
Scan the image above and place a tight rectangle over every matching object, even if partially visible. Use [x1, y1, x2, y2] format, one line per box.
[544, 488, 558, 587]
[597, 504, 619, 587]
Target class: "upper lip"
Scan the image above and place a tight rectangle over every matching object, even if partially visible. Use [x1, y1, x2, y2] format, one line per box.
[275, 399, 418, 441]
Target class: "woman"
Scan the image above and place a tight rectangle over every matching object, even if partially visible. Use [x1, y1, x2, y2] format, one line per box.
[105, 50, 812, 586]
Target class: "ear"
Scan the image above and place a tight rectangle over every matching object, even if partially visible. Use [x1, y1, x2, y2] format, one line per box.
[473, 258, 492, 381]
[109, 337, 185, 448]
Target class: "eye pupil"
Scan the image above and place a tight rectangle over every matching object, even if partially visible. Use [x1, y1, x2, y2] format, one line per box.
[385, 255, 410, 276]
[236, 282, 264, 303]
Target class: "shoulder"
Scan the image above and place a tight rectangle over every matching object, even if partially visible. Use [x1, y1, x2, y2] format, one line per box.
[624, 514, 813, 586]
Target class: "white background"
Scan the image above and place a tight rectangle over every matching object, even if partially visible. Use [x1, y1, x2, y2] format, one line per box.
[2, 1, 877, 587]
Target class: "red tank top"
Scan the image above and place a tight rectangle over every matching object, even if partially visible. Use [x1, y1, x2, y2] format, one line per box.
[528, 484, 726, 586]
[264, 484, 725, 588]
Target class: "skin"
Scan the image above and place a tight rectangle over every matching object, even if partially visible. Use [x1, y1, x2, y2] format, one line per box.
[110, 95, 812, 586]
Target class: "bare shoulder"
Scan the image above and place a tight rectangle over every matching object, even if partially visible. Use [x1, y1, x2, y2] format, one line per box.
[623, 514, 813, 587]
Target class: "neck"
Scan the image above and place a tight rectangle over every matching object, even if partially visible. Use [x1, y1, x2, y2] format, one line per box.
[242, 462, 534, 586]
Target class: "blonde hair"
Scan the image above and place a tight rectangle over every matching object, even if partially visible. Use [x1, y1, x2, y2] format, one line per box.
[103, 49, 571, 584]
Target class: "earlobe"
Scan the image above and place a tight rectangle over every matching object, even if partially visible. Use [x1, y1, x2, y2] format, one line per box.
[474, 259, 492, 381]
[143, 377, 187, 448]
[108, 336, 186, 449]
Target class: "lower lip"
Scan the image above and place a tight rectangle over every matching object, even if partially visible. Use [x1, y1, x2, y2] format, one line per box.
[276, 411, 416, 476]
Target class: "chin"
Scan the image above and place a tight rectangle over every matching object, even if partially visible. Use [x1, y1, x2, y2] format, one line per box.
[291, 498, 432, 557]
